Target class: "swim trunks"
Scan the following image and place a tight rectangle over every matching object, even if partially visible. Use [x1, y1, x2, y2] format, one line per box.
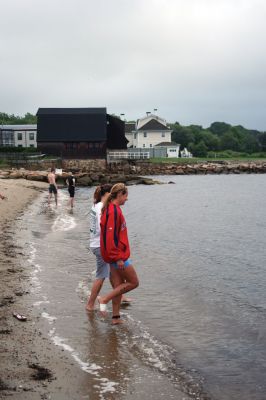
[49, 184, 57, 194]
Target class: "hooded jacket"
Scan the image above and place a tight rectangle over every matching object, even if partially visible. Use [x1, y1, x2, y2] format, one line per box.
[100, 203, 130, 263]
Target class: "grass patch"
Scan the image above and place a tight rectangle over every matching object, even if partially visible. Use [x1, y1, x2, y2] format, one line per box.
[149, 156, 266, 164]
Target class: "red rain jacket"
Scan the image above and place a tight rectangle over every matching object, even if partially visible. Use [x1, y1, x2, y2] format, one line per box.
[100, 203, 130, 263]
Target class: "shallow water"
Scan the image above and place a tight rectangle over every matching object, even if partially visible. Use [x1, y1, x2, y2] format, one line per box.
[16, 174, 266, 399]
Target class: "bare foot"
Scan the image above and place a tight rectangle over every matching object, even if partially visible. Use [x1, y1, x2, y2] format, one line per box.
[112, 317, 123, 325]
[86, 304, 95, 312]
[98, 297, 108, 317]
[121, 296, 132, 304]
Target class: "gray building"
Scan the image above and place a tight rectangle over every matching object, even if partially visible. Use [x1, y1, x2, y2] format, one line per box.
[0, 125, 37, 148]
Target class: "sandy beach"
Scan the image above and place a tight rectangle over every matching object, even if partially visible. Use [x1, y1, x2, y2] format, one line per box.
[0, 179, 86, 399]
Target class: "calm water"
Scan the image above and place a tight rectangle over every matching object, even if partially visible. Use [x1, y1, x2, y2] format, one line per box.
[16, 174, 266, 400]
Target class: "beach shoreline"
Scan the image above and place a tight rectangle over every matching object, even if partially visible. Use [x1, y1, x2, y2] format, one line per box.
[0, 179, 86, 399]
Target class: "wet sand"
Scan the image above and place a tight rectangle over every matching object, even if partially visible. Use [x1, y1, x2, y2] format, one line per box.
[0, 179, 89, 399]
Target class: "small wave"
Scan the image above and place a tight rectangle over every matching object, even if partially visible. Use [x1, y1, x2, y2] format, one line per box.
[76, 280, 91, 303]
[42, 312, 57, 324]
[52, 214, 76, 232]
[33, 299, 50, 307]
[122, 315, 210, 399]
[48, 328, 118, 398]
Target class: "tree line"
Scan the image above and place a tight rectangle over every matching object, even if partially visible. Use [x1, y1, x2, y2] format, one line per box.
[170, 122, 266, 157]
[1, 112, 266, 157]
[0, 112, 37, 125]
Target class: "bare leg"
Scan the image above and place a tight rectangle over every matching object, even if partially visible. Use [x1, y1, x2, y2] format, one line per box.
[110, 273, 132, 304]
[110, 268, 124, 322]
[99, 265, 139, 305]
[55, 193, 58, 206]
[86, 278, 105, 311]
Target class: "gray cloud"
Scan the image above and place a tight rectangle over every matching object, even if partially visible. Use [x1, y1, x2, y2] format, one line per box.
[1, 0, 266, 129]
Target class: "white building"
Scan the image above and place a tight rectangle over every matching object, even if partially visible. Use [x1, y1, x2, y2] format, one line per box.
[0, 125, 37, 148]
[155, 142, 180, 158]
[180, 147, 193, 158]
[126, 114, 172, 149]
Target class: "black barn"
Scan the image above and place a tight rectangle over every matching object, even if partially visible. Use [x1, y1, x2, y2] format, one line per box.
[37, 108, 127, 158]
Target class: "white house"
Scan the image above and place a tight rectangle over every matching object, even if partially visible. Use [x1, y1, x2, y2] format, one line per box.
[126, 114, 172, 149]
[155, 141, 180, 158]
[0, 125, 37, 148]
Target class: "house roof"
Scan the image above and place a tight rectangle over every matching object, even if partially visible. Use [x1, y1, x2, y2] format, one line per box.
[0, 124, 37, 130]
[138, 119, 171, 131]
[155, 141, 179, 147]
[136, 114, 168, 130]
[37, 108, 107, 142]
[37, 108, 106, 115]
[125, 122, 135, 133]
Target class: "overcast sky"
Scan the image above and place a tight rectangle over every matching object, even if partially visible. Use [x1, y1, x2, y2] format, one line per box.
[1, 0, 266, 130]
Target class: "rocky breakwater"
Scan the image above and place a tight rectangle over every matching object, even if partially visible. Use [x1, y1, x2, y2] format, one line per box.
[0, 168, 162, 186]
[132, 160, 266, 175]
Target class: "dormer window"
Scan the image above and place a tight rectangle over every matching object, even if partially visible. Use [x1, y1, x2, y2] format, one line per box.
[161, 132, 165, 137]
[144, 132, 147, 137]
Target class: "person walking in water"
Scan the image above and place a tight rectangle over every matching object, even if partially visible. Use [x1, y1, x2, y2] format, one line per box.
[86, 184, 131, 312]
[86, 184, 113, 311]
[66, 172, 76, 208]
[99, 183, 139, 325]
[48, 168, 58, 206]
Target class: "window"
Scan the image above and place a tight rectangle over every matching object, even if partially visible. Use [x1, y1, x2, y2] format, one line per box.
[161, 132, 165, 137]
[144, 132, 147, 137]
[29, 132, 35, 140]
[30, 144, 34, 148]
[18, 145, 23, 147]
[134, 133, 137, 139]
[143, 144, 146, 148]
[17, 133, 23, 140]
[150, 144, 152, 147]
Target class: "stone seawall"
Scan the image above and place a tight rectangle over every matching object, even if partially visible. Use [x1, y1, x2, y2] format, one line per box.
[130, 160, 266, 175]
[1, 160, 266, 187]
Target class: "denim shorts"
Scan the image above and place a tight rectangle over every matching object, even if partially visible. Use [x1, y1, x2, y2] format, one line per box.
[91, 247, 110, 279]
[110, 258, 132, 269]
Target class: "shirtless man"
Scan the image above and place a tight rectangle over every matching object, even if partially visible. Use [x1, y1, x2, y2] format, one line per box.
[48, 168, 58, 206]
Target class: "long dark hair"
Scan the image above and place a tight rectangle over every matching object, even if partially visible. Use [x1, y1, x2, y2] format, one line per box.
[93, 184, 113, 204]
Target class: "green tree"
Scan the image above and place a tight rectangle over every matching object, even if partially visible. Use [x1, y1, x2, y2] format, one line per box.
[209, 122, 231, 136]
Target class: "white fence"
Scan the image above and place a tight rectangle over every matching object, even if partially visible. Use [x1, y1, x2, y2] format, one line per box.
[107, 151, 150, 161]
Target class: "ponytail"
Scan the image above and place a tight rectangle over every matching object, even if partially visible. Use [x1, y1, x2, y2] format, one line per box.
[102, 183, 127, 212]
[93, 184, 112, 204]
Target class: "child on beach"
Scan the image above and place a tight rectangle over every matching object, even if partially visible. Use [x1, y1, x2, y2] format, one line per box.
[98, 183, 139, 324]
[86, 184, 132, 312]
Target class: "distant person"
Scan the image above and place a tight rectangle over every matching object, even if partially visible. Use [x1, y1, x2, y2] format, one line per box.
[86, 184, 131, 312]
[99, 183, 139, 325]
[66, 172, 76, 208]
[47, 168, 58, 206]
[0, 192, 6, 200]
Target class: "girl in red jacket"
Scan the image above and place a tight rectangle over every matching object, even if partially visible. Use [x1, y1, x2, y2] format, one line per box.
[99, 183, 139, 324]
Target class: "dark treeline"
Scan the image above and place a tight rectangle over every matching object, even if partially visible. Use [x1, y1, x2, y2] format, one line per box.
[0, 112, 37, 125]
[170, 122, 266, 157]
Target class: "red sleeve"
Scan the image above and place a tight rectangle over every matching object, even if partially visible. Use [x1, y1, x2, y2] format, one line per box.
[100, 205, 130, 263]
